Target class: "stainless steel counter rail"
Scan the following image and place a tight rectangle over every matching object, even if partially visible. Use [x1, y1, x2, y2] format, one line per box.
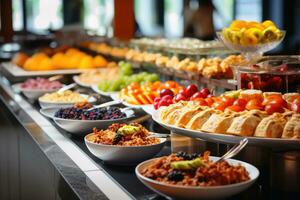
[0, 75, 134, 200]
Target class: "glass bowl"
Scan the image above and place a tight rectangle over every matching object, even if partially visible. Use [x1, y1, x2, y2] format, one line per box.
[217, 31, 286, 61]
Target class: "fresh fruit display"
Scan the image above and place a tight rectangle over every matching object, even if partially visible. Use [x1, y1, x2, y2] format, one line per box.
[86, 123, 160, 146]
[54, 102, 126, 120]
[77, 63, 118, 86]
[159, 90, 300, 139]
[141, 151, 250, 186]
[39, 90, 88, 103]
[154, 84, 211, 110]
[84, 42, 129, 58]
[119, 81, 183, 106]
[98, 62, 159, 92]
[239, 62, 300, 93]
[13, 48, 108, 71]
[222, 20, 284, 46]
[19, 77, 62, 90]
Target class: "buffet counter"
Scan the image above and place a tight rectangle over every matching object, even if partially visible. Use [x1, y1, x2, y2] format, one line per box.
[0, 75, 171, 200]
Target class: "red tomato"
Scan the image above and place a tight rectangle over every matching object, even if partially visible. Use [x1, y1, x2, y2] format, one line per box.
[205, 97, 214, 106]
[185, 84, 198, 97]
[265, 103, 285, 115]
[160, 89, 174, 98]
[233, 98, 248, 108]
[221, 96, 235, 107]
[212, 101, 226, 111]
[190, 92, 205, 100]
[200, 88, 210, 98]
[262, 96, 287, 107]
[226, 105, 244, 112]
[246, 99, 263, 110]
[174, 93, 188, 102]
[291, 101, 300, 113]
[193, 98, 208, 106]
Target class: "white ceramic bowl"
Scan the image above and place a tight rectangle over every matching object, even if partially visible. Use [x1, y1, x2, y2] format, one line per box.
[91, 85, 118, 97]
[40, 107, 135, 134]
[38, 94, 97, 108]
[136, 156, 259, 199]
[85, 134, 166, 165]
[13, 83, 63, 100]
[73, 75, 91, 87]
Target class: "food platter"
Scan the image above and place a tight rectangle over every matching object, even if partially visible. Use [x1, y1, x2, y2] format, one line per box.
[72, 75, 91, 88]
[152, 110, 300, 149]
[91, 84, 118, 97]
[2, 62, 93, 77]
[110, 93, 154, 110]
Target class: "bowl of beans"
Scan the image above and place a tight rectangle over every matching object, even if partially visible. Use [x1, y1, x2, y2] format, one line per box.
[136, 151, 259, 199]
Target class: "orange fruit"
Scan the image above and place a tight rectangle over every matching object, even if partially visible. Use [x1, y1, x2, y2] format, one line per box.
[93, 55, 108, 68]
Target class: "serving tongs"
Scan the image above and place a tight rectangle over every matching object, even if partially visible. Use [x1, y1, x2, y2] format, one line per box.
[215, 138, 248, 163]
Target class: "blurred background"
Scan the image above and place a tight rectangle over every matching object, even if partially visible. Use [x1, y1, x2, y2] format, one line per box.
[0, 0, 299, 56]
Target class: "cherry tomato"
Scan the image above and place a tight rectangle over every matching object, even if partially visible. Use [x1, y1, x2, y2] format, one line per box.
[190, 92, 205, 100]
[160, 89, 174, 98]
[185, 84, 198, 97]
[165, 81, 177, 88]
[174, 93, 188, 102]
[246, 99, 263, 110]
[221, 96, 235, 107]
[265, 103, 285, 115]
[193, 98, 208, 106]
[291, 101, 300, 113]
[205, 97, 214, 106]
[212, 101, 226, 111]
[233, 98, 248, 108]
[200, 88, 210, 98]
[262, 96, 287, 107]
[226, 105, 244, 112]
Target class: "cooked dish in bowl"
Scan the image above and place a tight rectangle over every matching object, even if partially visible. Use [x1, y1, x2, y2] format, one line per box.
[141, 151, 250, 187]
[86, 123, 160, 146]
[20, 77, 62, 90]
[39, 90, 87, 103]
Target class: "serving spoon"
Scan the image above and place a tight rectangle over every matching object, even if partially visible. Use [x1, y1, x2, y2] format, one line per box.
[57, 83, 77, 94]
[215, 138, 248, 163]
[86, 99, 123, 111]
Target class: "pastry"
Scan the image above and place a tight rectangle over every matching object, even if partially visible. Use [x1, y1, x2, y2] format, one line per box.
[186, 108, 216, 130]
[226, 110, 264, 136]
[282, 114, 300, 139]
[201, 113, 236, 134]
[254, 113, 287, 138]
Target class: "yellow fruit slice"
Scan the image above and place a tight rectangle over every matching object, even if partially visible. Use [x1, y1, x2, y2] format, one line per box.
[262, 20, 276, 28]
[242, 28, 263, 45]
[247, 21, 265, 30]
[229, 20, 247, 30]
[263, 26, 279, 42]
